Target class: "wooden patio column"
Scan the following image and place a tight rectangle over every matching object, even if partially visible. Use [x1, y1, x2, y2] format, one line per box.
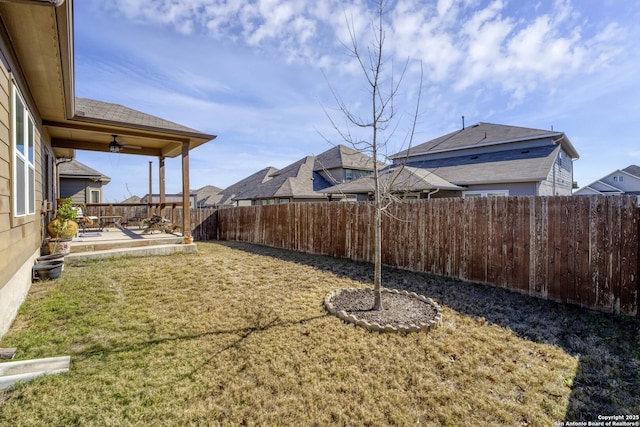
[148, 161, 153, 217]
[159, 156, 166, 217]
[181, 141, 191, 241]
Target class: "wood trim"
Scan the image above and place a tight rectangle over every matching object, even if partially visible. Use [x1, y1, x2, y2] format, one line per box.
[51, 137, 162, 156]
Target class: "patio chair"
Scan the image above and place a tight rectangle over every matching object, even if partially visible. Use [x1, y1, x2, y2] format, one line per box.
[74, 207, 101, 232]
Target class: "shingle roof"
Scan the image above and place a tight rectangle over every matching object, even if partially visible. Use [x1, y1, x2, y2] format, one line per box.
[408, 145, 559, 185]
[74, 98, 210, 137]
[393, 122, 579, 159]
[313, 144, 381, 171]
[218, 145, 380, 203]
[193, 185, 224, 207]
[58, 159, 111, 183]
[216, 167, 279, 205]
[623, 165, 640, 178]
[239, 157, 332, 200]
[323, 165, 463, 195]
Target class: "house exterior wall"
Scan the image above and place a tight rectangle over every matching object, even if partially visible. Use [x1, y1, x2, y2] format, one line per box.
[317, 168, 372, 185]
[600, 172, 640, 193]
[60, 178, 102, 203]
[0, 51, 45, 337]
[464, 182, 538, 196]
[538, 148, 573, 196]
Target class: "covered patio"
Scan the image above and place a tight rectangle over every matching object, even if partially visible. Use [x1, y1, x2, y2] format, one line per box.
[65, 224, 196, 262]
[46, 97, 217, 248]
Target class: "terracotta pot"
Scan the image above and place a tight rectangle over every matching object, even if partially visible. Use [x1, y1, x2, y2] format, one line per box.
[47, 238, 72, 255]
[47, 218, 78, 238]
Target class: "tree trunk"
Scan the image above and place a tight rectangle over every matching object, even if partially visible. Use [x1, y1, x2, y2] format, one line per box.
[372, 203, 383, 310]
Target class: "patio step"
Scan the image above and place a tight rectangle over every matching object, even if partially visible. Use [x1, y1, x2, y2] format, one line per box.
[65, 243, 197, 263]
[70, 235, 184, 253]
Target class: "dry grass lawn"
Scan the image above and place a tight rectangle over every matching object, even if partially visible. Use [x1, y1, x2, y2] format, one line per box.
[0, 241, 638, 426]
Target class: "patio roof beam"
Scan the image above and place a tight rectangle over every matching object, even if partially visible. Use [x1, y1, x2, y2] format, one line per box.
[51, 138, 162, 157]
[43, 120, 186, 143]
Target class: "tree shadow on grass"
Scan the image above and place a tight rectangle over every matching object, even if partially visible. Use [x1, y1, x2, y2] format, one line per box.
[218, 241, 640, 422]
[71, 310, 327, 387]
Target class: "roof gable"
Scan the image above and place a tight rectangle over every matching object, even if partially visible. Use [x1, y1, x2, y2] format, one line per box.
[58, 159, 110, 183]
[313, 144, 379, 171]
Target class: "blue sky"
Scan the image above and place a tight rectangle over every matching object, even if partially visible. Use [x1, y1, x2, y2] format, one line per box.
[73, 0, 640, 202]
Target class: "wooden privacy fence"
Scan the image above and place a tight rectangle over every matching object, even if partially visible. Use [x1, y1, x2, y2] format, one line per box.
[213, 196, 639, 317]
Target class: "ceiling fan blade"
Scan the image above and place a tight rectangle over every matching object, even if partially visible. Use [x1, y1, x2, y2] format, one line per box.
[122, 144, 142, 149]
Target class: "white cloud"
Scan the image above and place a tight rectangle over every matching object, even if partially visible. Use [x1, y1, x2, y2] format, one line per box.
[102, 0, 629, 104]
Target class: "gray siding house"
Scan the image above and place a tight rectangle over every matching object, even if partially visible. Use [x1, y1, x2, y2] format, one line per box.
[574, 165, 640, 196]
[391, 122, 580, 197]
[58, 159, 111, 204]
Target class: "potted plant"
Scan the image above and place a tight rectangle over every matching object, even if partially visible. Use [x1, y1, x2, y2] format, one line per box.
[46, 198, 80, 255]
[47, 198, 79, 238]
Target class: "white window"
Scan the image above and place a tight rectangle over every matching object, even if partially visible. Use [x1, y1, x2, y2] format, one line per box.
[345, 169, 353, 181]
[613, 175, 624, 182]
[463, 190, 509, 198]
[13, 87, 35, 216]
[90, 189, 101, 204]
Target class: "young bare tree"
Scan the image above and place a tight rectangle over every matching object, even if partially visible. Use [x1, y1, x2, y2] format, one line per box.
[323, 0, 423, 310]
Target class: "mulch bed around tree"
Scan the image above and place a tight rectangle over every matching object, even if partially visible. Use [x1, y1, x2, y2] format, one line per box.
[325, 287, 442, 332]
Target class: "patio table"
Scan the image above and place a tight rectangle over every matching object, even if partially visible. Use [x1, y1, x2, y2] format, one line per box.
[99, 215, 123, 230]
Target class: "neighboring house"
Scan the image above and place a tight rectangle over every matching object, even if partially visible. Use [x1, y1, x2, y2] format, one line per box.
[141, 193, 197, 209]
[193, 185, 223, 208]
[58, 159, 111, 204]
[574, 165, 640, 196]
[390, 122, 580, 197]
[216, 167, 280, 206]
[233, 156, 333, 205]
[121, 195, 142, 204]
[323, 165, 464, 201]
[223, 145, 382, 205]
[313, 144, 381, 185]
[0, 1, 215, 338]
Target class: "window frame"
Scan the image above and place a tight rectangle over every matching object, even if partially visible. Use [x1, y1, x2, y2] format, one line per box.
[12, 85, 36, 217]
[463, 190, 509, 198]
[90, 189, 101, 204]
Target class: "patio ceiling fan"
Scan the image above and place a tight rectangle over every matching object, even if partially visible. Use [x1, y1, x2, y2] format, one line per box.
[108, 135, 142, 153]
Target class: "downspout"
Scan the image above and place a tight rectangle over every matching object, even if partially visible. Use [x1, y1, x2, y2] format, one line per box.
[571, 157, 578, 194]
[425, 188, 440, 199]
[0, 0, 65, 6]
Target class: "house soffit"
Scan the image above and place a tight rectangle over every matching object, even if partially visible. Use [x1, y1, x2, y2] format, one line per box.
[0, 2, 72, 122]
